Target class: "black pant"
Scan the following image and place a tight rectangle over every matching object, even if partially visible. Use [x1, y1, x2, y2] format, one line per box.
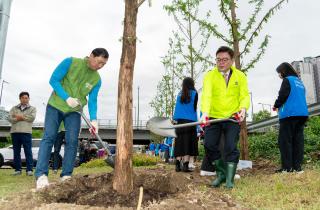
[11, 133, 33, 172]
[204, 121, 240, 163]
[278, 117, 307, 170]
[200, 153, 215, 172]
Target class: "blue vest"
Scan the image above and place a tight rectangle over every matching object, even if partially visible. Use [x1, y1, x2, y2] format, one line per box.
[279, 76, 309, 119]
[173, 90, 198, 122]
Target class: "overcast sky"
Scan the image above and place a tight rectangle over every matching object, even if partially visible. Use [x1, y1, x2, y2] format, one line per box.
[1, 0, 319, 123]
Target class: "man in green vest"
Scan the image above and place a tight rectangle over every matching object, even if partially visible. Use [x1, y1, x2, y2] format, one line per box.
[201, 46, 250, 189]
[35, 48, 109, 189]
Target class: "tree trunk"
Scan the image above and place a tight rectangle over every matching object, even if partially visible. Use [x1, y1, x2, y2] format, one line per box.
[113, 0, 138, 195]
[187, 0, 195, 79]
[230, 0, 249, 160]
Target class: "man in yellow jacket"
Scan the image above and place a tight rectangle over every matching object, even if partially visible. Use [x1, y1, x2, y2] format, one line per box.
[201, 46, 250, 189]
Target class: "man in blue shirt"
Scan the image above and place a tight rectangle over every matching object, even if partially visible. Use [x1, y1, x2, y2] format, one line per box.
[35, 48, 109, 189]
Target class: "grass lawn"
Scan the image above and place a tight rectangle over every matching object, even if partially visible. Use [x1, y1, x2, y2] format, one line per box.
[226, 166, 320, 209]
[0, 166, 113, 199]
[1, 163, 320, 209]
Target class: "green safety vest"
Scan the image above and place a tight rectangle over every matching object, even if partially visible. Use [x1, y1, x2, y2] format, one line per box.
[48, 57, 101, 113]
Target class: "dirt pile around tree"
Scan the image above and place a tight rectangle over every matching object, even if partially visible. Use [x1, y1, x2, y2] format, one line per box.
[39, 169, 188, 208]
[1, 167, 252, 210]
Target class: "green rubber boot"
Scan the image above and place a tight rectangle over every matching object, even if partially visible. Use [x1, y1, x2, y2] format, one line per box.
[211, 159, 226, 187]
[225, 162, 237, 189]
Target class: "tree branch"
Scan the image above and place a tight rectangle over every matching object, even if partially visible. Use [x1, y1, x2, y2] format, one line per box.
[240, 0, 288, 57]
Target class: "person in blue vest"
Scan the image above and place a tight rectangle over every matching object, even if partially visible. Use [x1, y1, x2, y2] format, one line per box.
[163, 137, 173, 163]
[173, 77, 198, 172]
[155, 143, 161, 156]
[149, 141, 156, 156]
[273, 62, 308, 173]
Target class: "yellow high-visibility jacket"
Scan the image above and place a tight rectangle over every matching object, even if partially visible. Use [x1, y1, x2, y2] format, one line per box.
[200, 66, 250, 119]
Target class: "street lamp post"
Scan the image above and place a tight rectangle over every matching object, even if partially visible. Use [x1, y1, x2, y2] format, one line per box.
[137, 86, 140, 127]
[249, 92, 254, 120]
[0, 79, 9, 106]
[133, 106, 136, 127]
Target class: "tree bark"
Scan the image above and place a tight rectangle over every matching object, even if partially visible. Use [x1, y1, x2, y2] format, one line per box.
[230, 0, 249, 160]
[113, 0, 138, 195]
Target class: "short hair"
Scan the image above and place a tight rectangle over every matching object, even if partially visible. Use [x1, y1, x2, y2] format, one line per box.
[276, 62, 298, 78]
[216, 46, 234, 58]
[91, 48, 109, 59]
[19, 91, 29, 98]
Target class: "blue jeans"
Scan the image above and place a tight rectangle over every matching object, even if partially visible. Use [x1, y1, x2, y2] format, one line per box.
[53, 131, 65, 170]
[11, 133, 33, 172]
[35, 105, 81, 178]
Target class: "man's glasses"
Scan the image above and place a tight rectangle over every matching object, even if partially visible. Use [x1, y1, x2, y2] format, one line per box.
[215, 58, 230, 63]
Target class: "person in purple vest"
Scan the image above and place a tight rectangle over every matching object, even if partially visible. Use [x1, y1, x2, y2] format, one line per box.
[273, 62, 308, 173]
[173, 77, 198, 172]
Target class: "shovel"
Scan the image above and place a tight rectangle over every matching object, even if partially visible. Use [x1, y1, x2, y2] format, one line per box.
[147, 117, 238, 137]
[77, 104, 115, 168]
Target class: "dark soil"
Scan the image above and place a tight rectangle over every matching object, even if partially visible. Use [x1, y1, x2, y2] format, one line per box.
[0, 160, 277, 210]
[39, 168, 188, 208]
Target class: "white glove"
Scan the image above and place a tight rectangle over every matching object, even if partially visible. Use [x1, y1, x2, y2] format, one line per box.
[238, 108, 246, 122]
[90, 120, 99, 134]
[66, 97, 80, 108]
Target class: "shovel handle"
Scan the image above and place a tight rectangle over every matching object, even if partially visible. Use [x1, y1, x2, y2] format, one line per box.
[168, 118, 239, 129]
[76, 101, 112, 156]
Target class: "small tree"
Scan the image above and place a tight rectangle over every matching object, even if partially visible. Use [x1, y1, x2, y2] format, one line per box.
[178, 0, 289, 159]
[150, 0, 213, 117]
[113, 0, 150, 195]
[253, 110, 271, 122]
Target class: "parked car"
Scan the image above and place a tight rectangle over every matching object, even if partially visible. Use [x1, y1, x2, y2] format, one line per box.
[0, 139, 64, 169]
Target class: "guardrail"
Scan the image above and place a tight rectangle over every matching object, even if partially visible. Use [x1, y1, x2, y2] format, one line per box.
[0, 119, 148, 129]
[247, 102, 320, 133]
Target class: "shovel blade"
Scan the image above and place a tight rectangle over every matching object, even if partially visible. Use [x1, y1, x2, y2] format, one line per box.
[146, 117, 177, 137]
[105, 155, 115, 168]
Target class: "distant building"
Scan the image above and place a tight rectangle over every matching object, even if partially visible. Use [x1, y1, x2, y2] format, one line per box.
[291, 56, 320, 105]
[291, 60, 317, 104]
[304, 56, 320, 102]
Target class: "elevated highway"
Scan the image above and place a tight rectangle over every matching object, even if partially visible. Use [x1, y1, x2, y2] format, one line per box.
[0, 119, 151, 145]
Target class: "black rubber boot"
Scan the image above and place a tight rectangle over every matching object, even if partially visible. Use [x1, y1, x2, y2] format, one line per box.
[225, 162, 237, 189]
[182, 161, 192, 172]
[211, 159, 226, 187]
[175, 160, 181, 172]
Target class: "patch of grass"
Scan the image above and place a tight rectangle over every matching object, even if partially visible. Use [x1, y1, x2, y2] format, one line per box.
[226, 168, 320, 209]
[0, 169, 36, 198]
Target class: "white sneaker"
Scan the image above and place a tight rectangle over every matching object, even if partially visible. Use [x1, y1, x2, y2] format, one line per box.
[200, 170, 216, 176]
[234, 174, 241, 179]
[36, 175, 49, 190]
[60, 176, 71, 182]
[26, 171, 33, 176]
[189, 163, 196, 170]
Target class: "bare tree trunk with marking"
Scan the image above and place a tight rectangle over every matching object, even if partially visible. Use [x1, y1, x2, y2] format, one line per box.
[113, 0, 138, 195]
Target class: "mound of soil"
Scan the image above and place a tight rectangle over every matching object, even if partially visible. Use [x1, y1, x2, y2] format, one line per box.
[39, 169, 188, 208]
[1, 164, 262, 209]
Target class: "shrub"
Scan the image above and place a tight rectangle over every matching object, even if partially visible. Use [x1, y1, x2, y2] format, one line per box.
[79, 154, 161, 168]
[133, 154, 160, 167]
[79, 158, 107, 168]
[248, 116, 320, 163]
[248, 131, 279, 161]
[198, 140, 205, 160]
